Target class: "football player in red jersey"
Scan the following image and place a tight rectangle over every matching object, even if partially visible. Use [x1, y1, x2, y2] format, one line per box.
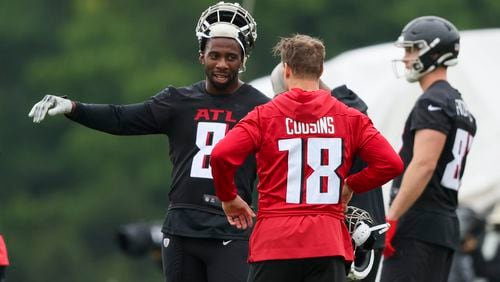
[211, 34, 403, 282]
[380, 16, 477, 282]
[28, 3, 269, 282]
[271, 62, 389, 282]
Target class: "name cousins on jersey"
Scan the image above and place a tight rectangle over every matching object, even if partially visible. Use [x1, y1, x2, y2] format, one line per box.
[285, 117, 335, 135]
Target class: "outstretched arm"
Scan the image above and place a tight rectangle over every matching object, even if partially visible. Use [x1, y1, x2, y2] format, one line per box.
[65, 102, 161, 135]
[29, 95, 162, 135]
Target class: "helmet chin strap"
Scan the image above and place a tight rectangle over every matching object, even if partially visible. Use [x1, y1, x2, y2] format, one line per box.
[406, 37, 457, 82]
[370, 222, 391, 234]
[406, 53, 455, 83]
[352, 222, 391, 247]
[239, 57, 247, 73]
[406, 62, 436, 82]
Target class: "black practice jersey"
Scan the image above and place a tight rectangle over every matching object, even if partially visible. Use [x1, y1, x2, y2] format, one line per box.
[390, 80, 477, 250]
[68, 81, 270, 239]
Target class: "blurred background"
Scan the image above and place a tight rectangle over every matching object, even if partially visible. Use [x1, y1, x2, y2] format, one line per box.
[1, 0, 499, 281]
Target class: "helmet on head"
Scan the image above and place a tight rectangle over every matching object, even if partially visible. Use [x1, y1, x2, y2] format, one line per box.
[394, 16, 460, 82]
[345, 206, 390, 281]
[195, 2, 257, 72]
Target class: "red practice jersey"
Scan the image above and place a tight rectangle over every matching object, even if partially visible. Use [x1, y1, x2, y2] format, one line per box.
[211, 88, 403, 262]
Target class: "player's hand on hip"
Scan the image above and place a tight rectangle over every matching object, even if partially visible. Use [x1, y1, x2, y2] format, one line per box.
[222, 195, 256, 230]
[383, 218, 398, 258]
[28, 95, 74, 123]
[341, 184, 353, 205]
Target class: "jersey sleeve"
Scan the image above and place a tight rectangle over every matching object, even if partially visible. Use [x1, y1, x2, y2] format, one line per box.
[147, 87, 176, 132]
[66, 88, 176, 135]
[211, 109, 261, 201]
[345, 115, 404, 193]
[411, 97, 451, 134]
[67, 102, 162, 135]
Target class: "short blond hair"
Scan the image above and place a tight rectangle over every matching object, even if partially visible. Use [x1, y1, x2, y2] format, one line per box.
[272, 34, 325, 79]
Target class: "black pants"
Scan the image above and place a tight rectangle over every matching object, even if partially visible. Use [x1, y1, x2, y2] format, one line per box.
[380, 238, 453, 282]
[248, 256, 346, 282]
[161, 234, 249, 282]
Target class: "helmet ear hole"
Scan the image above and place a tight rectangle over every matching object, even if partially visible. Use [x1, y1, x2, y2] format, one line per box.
[413, 61, 424, 71]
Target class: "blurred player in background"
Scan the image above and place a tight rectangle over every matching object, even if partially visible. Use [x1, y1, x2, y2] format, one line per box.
[381, 16, 477, 282]
[447, 205, 485, 282]
[211, 34, 403, 282]
[28, 2, 270, 282]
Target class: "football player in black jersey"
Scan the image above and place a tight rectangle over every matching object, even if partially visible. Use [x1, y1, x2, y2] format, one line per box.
[28, 2, 270, 282]
[271, 62, 387, 282]
[380, 16, 477, 282]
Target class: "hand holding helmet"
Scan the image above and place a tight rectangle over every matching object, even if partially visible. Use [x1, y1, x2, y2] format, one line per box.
[345, 206, 391, 281]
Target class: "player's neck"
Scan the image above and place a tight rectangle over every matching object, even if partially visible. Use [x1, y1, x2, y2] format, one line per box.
[287, 77, 320, 92]
[419, 67, 447, 91]
[205, 80, 244, 95]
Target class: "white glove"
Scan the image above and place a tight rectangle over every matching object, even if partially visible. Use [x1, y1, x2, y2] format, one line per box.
[28, 95, 73, 123]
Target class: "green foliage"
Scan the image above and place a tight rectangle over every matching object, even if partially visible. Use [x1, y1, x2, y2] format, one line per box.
[1, 0, 499, 281]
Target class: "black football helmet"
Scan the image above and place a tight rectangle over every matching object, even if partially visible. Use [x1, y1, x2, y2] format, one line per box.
[393, 16, 460, 82]
[195, 2, 257, 72]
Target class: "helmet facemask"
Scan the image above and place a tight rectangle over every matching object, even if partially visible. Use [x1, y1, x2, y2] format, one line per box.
[195, 2, 257, 73]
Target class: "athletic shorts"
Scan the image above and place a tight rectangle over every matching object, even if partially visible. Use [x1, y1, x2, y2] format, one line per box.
[161, 234, 249, 282]
[248, 256, 346, 282]
[380, 238, 454, 282]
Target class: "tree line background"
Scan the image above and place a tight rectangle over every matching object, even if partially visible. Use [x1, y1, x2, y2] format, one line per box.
[1, 0, 499, 281]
